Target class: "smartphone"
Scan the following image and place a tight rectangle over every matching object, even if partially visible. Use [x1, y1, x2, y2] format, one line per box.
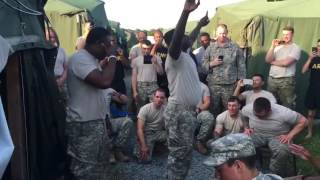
[312, 47, 317, 53]
[143, 55, 152, 64]
[243, 79, 253, 86]
[218, 55, 224, 61]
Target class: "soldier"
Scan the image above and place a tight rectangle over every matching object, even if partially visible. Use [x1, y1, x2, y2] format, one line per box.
[134, 88, 167, 163]
[265, 26, 301, 109]
[66, 27, 116, 179]
[195, 82, 215, 154]
[233, 73, 276, 105]
[202, 24, 246, 117]
[129, 30, 147, 60]
[131, 39, 163, 111]
[242, 97, 307, 177]
[162, 0, 203, 179]
[103, 88, 133, 163]
[204, 133, 283, 180]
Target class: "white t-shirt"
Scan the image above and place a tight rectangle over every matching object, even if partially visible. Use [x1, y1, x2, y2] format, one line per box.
[165, 52, 201, 106]
[131, 55, 162, 82]
[129, 44, 143, 60]
[138, 102, 166, 132]
[241, 103, 300, 138]
[215, 110, 244, 135]
[241, 90, 276, 105]
[66, 49, 107, 122]
[54, 47, 67, 77]
[269, 43, 301, 78]
[103, 88, 116, 116]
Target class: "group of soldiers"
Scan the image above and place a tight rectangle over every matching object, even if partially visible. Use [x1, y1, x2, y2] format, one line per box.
[46, 0, 320, 179]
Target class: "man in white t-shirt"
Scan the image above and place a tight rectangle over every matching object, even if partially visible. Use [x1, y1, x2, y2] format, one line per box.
[131, 39, 163, 111]
[134, 88, 167, 163]
[129, 30, 147, 60]
[213, 96, 244, 139]
[265, 26, 301, 109]
[66, 27, 116, 179]
[162, 1, 203, 178]
[233, 73, 276, 105]
[242, 97, 307, 177]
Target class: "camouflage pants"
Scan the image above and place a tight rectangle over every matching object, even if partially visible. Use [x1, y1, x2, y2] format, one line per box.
[66, 119, 110, 180]
[164, 103, 196, 180]
[207, 83, 234, 117]
[134, 130, 167, 162]
[251, 134, 294, 177]
[268, 76, 296, 109]
[195, 111, 215, 143]
[110, 117, 133, 150]
[136, 81, 158, 111]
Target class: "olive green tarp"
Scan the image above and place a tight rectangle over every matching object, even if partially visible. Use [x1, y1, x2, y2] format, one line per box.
[44, 0, 110, 55]
[202, 0, 320, 113]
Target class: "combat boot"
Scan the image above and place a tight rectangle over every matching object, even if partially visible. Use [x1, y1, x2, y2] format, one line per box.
[115, 151, 130, 162]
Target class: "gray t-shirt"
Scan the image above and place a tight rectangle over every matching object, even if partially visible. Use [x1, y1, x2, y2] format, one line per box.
[165, 52, 201, 106]
[66, 49, 107, 122]
[129, 44, 143, 60]
[131, 55, 162, 82]
[103, 88, 116, 116]
[241, 90, 276, 105]
[198, 82, 210, 107]
[54, 47, 67, 76]
[215, 110, 244, 135]
[138, 103, 165, 132]
[241, 103, 300, 138]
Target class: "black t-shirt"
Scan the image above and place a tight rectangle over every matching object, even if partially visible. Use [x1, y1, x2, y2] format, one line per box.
[309, 56, 320, 88]
[153, 45, 168, 87]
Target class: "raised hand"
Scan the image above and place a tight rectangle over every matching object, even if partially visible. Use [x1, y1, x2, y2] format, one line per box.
[199, 11, 210, 27]
[183, 0, 200, 13]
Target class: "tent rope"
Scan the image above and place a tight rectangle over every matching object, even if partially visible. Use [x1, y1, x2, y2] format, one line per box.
[1, 0, 42, 15]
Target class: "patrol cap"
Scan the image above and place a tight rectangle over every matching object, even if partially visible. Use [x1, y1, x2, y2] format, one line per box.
[203, 133, 256, 167]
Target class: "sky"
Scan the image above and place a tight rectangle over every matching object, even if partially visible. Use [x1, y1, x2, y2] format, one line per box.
[104, 0, 243, 30]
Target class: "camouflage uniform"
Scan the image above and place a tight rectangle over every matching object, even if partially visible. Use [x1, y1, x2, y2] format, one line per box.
[204, 133, 283, 180]
[136, 81, 158, 110]
[195, 110, 215, 143]
[267, 76, 296, 109]
[66, 119, 110, 180]
[202, 41, 246, 116]
[109, 116, 133, 150]
[163, 103, 196, 180]
[134, 130, 167, 162]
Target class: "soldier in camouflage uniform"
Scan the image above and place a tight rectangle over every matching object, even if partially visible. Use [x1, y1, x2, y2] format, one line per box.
[202, 24, 246, 117]
[132, 40, 163, 112]
[162, 0, 207, 179]
[204, 133, 283, 180]
[66, 27, 116, 179]
[242, 97, 307, 177]
[134, 88, 167, 163]
[195, 82, 215, 154]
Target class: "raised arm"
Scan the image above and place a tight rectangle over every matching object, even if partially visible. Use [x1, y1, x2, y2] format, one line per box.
[188, 11, 210, 45]
[302, 53, 315, 74]
[168, 0, 200, 59]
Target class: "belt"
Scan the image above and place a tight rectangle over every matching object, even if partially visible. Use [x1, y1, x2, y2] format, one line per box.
[137, 81, 157, 86]
[171, 103, 196, 112]
[269, 76, 294, 79]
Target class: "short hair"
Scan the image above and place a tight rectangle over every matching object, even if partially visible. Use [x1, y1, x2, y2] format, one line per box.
[252, 73, 265, 81]
[154, 88, 166, 96]
[163, 29, 175, 46]
[85, 27, 112, 45]
[317, 39, 320, 43]
[226, 155, 256, 170]
[46, 27, 60, 46]
[142, 39, 152, 46]
[153, 29, 163, 36]
[283, 26, 294, 33]
[228, 96, 240, 104]
[253, 97, 271, 113]
[216, 24, 228, 32]
[200, 32, 210, 38]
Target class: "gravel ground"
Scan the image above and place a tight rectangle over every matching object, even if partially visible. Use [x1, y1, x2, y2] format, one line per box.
[107, 149, 214, 180]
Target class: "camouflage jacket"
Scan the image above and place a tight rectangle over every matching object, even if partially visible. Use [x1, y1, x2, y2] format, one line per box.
[201, 41, 246, 85]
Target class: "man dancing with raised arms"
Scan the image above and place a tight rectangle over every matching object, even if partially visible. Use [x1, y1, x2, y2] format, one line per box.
[163, 0, 202, 179]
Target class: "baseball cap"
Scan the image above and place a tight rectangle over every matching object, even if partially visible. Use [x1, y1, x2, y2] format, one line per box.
[203, 133, 256, 167]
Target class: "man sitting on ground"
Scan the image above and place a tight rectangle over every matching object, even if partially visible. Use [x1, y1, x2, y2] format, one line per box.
[134, 88, 167, 163]
[204, 133, 283, 180]
[242, 97, 307, 177]
[233, 73, 276, 105]
[213, 96, 244, 140]
[195, 82, 215, 154]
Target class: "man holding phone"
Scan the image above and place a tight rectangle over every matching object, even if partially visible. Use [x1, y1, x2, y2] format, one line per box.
[131, 39, 163, 111]
[202, 24, 246, 117]
[265, 26, 301, 110]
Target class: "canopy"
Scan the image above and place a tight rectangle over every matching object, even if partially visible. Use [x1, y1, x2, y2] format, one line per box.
[203, 0, 320, 112]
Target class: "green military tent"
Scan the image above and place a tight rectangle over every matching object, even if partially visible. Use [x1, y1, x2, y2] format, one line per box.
[203, 0, 320, 112]
[45, 0, 110, 55]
